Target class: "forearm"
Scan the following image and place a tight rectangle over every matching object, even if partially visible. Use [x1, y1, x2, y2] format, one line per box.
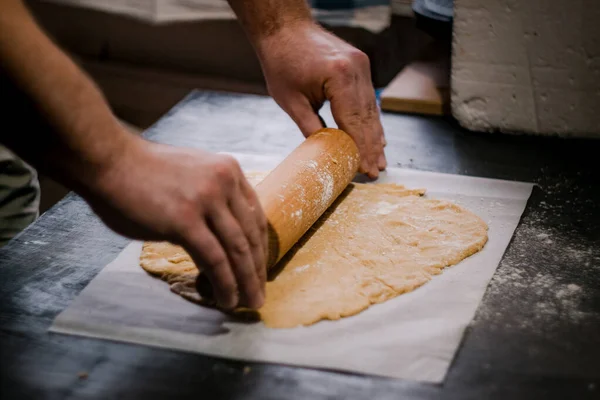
[0, 0, 136, 196]
[227, 0, 313, 48]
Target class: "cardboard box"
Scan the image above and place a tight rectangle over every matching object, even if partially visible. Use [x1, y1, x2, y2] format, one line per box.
[452, 0, 600, 137]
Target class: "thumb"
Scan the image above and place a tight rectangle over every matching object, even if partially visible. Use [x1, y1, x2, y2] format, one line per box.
[285, 97, 325, 138]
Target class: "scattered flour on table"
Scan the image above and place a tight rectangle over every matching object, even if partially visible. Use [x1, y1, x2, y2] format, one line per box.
[25, 240, 49, 246]
[478, 202, 599, 332]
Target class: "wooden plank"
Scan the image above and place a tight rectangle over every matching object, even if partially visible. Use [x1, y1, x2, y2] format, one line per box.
[381, 57, 450, 116]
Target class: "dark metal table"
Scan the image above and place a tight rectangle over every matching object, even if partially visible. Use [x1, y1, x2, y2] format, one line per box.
[1, 91, 599, 399]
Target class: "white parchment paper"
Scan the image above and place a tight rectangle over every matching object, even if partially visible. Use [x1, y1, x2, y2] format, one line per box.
[50, 153, 533, 383]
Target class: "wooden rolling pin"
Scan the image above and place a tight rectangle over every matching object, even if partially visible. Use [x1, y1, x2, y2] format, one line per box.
[256, 127, 360, 268]
[196, 128, 360, 301]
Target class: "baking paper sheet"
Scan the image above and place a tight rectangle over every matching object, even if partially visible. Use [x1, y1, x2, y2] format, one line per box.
[50, 153, 533, 383]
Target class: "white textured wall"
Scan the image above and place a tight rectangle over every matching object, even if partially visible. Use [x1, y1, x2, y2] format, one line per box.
[452, 0, 600, 137]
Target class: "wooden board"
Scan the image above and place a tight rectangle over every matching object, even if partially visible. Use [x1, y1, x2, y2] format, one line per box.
[381, 58, 450, 116]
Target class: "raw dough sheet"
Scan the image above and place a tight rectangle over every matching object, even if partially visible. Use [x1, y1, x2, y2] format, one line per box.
[50, 153, 533, 383]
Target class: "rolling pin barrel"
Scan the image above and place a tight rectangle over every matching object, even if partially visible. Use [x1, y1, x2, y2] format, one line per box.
[258, 128, 360, 268]
[197, 128, 360, 301]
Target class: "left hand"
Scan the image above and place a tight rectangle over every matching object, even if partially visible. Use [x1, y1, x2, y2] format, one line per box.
[256, 22, 387, 179]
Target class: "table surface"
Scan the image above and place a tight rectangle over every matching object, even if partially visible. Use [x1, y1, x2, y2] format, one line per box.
[1, 91, 599, 399]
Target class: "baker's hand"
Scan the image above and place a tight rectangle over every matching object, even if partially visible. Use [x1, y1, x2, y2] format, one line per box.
[256, 22, 386, 178]
[88, 136, 267, 310]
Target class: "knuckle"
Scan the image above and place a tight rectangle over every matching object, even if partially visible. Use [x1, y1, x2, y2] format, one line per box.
[350, 49, 370, 66]
[330, 56, 354, 76]
[349, 109, 362, 120]
[365, 100, 378, 117]
[251, 204, 267, 227]
[207, 251, 229, 270]
[364, 115, 380, 135]
[343, 110, 363, 129]
[221, 154, 241, 171]
[223, 154, 241, 169]
[174, 207, 202, 238]
[214, 164, 233, 183]
[198, 183, 219, 200]
[192, 186, 220, 209]
[231, 237, 250, 256]
[213, 156, 239, 184]
[244, 225, 260, 246]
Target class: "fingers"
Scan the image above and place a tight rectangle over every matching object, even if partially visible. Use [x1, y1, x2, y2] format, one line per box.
[183, 224, 238, 309]
[286, 88, 386, 176]
[285, 95, 325, 138]
[325, 51, 385, 179]
[372, 104, 387, 171]
[379, 132, 387, 170]
[284, 93, 385, 174]
[211, 157, 265, 310]
[377, 116, 387, 171]
[208, 200, 264, 310]
[358, 56, 386, 174]
[328, 83, 378, 178]
[180, 155, 266, 310]
[236, 175, 268, 294]
[363, 93, 387, 173]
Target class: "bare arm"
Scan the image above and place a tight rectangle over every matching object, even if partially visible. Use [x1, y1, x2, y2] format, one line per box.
[0, 0, 132, 196]
[0, 0, 267, 309]
[228, 0, 387, 178]
[227, 0, 312, 41]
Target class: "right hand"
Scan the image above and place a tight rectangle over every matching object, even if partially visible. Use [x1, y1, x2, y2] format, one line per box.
[87, 136, 267, 310]
[256, 22, 387, 179]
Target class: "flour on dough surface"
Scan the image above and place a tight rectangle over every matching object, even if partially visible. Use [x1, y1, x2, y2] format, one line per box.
[140, 172, 488, 329]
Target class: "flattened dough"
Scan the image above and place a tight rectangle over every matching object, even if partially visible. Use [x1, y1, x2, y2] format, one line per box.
[140, 173, 488, 329]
